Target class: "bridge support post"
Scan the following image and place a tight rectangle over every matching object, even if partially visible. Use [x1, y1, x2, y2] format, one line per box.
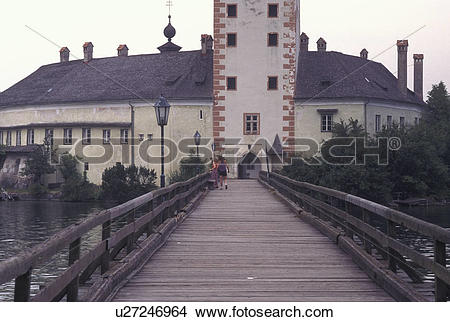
[101, 220, 111, 274]
[127, 210, 136, 254]
[362, 210, 372, 254]
[67, 238, 81, 301]
[387, 220, 397, 273]
[434, 240, 447, 302]
[344, 202, 354, 240]
[14, 269, 31, 302]
[146, 200, 154, 237]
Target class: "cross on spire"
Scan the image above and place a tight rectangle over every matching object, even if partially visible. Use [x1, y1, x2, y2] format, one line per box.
[166, 0, 173, 16]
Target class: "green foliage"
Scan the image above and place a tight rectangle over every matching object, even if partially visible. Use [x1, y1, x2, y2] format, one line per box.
[21, 146, 55, 183]
[0, 145, 6, 168]
[169, 151, 207, 184]
[282, 82, 450, 204]
[29, 183, 48, 197]
[59, 154, 100, 202]
[101, 164, 158, 203]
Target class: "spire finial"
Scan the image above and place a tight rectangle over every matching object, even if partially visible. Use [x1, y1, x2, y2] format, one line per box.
[166, 0, 173, 16]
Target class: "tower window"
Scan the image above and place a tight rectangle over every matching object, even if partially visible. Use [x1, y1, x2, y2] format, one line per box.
[268, 76, 278, 90]
[227, 4, 237, 17]
[244, 113, 260, 135]
[267, 33, 278, 47]
[227, 33, 237, 47]
[268, 4, 279, 18]
[227, 77, 237, 90]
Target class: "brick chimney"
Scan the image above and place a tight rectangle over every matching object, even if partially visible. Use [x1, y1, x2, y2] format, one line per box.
[83, 42, 94, 62]
[397, 40, 409, 96]
[59, 47, 70, 63]
[117, 44, 129, 57]
[360, 48, 368, 60]
[201, 34, 213, 55]
[413, 54, 424, 100]
[317, 38, 327, 52]
[300, 33, 309, 52]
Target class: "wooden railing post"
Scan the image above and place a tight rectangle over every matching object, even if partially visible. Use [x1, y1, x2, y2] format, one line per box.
[362, 210, 372, 254]
[67, 238, 81, 301]
[147, 200, 154, 238]
[127, 210, 135, 254]
[101, 220, 111, 275]
[434, 240, 447, 302]
[14, 269, 32, 302]
[387, 220, 397, 273]
[344, 202, 354, 240]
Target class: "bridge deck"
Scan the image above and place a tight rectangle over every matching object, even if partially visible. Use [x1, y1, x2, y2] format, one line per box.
[113, 180, 393, 302]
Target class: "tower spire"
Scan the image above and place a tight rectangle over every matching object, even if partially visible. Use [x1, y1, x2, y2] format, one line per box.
[158, 1, 182, 53]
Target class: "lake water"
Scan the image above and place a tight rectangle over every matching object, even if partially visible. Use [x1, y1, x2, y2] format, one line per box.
[0, 200, 448, 301]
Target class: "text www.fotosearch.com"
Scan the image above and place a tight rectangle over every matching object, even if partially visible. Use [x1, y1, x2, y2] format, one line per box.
[195, 306, 333, 319]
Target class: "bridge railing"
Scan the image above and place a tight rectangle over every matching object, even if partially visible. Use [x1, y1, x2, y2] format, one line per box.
[0, 173, 210, 302]
[260, 171, 450, 302]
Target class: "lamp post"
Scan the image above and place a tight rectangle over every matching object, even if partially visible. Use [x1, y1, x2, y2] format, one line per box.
[154, 95, 171, 188]
[194, 131, 201, 175]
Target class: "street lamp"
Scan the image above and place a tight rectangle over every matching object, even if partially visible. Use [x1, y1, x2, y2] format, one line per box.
[154, 95, 171, 187]
[194, 131, 201, 175]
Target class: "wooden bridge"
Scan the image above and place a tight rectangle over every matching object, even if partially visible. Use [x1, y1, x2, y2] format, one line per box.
[0, 172, 449, 302]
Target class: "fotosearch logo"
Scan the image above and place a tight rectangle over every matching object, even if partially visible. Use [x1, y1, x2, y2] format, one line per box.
[48, 136, 401, 167]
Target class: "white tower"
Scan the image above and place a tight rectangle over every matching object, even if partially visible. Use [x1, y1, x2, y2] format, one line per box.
[213, 0, 301, 178]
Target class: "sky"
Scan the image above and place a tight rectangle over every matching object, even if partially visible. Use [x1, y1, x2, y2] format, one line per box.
[1, 0, 449, 97]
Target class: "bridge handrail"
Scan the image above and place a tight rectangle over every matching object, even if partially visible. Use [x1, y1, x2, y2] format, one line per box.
[260, 171, 449, 302]
[0, 172, 210, 301]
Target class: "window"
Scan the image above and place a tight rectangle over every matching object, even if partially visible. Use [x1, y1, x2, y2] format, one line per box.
[16, 130, 21, 146]
[0, 131, 3, 145]
[63, 128, 72, 145]
[6, 131, 12, 146]
[147, 134, 153, 141]
[27, 129, 35, 145]
[199, 110, 204, 120]
[387, 115, 393, 129]
[268, 76, 278, 90]
[227, 4, 237, 17]
[321, 114, 333, 132]
[139, 134, 144, 142]
[244, 113, 260, 135]
[45, 129, 54, 146]
[120, 129, 129, 144]
[227, 33, 237, 47]
[103, 129, 111, 144]
[227, 76, 237, 90]
[375, 115, 381, 133]
[268, 4, 279, 17]
[267, 33, 278, 47]
[82, 128, 91, 145]
[399, 117, 405, 128]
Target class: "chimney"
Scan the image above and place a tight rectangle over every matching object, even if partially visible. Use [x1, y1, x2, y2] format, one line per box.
[201, 34, 213, 55]
[299, 33, 309, 52]
[83, 42, 94, 62]
[413, 54, 424, 100]
[397, 40, 409, 96]
[317, 38, 327, 52]
[117, 44, 129, 57]
[360, 48, 368, 60]
[59, 47, 70, 63]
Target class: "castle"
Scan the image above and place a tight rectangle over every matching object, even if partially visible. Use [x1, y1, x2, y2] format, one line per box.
[0, 0, 425, 186]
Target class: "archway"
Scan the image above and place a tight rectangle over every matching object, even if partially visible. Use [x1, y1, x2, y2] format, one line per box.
[238, 152, 261, 179]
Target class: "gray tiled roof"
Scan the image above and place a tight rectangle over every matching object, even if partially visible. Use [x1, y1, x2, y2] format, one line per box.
[295, 51, 424, 106]
[0, 50, 213, 108]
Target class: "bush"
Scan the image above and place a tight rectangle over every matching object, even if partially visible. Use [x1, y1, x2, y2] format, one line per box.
[59, 154, 100, 202]
[101, 164, 158, 203]
[169, 151, 207, 184]
[21, 145, 55, 184]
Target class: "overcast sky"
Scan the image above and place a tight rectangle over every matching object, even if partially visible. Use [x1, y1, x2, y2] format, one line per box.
[1, 0, 449, 97]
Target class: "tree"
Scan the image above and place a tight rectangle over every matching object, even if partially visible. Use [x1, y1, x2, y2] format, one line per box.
[59, 154, 100, 201]
[168, 150, 207, 184]
[101, 164, 158, 203]
[21, 145, 55, 184]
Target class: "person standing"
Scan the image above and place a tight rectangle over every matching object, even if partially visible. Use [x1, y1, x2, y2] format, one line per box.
[217, 157, 229, 190]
